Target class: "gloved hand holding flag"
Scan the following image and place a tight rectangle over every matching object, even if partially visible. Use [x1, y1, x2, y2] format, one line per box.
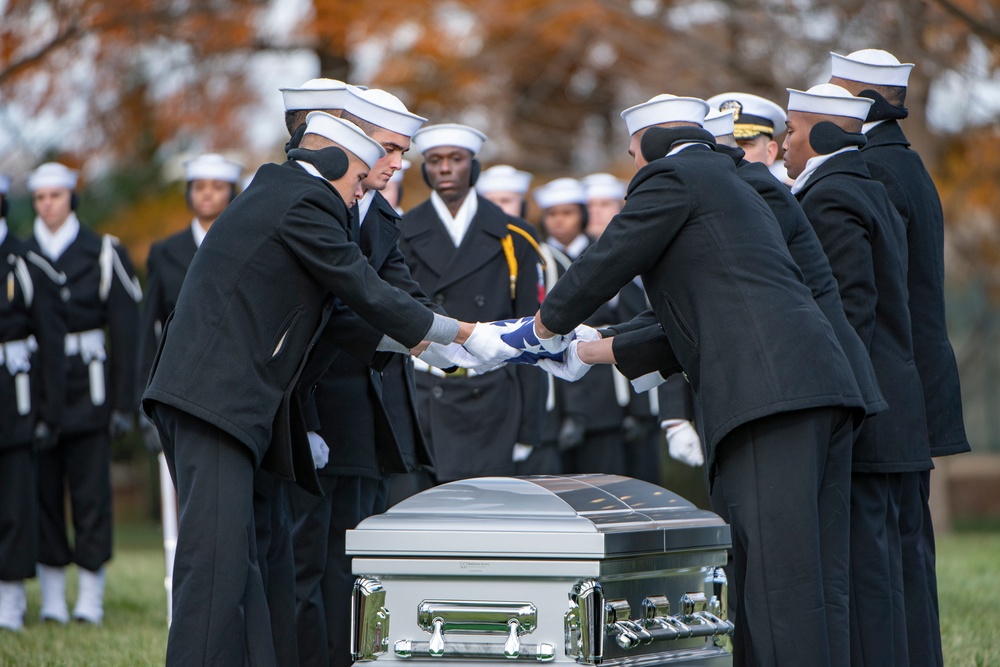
[465, 317, 575, 364]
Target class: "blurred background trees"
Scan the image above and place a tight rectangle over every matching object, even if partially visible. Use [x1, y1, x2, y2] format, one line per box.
[2, 0, 1000, 447]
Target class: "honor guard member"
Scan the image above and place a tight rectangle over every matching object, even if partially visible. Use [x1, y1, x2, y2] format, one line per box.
[383, 158, 410, 213]
[644, 108, 889, 469]
[533, 177, 632, 476]
[142, 112, 482, 667]
[476, 164, 533, 218]
[476, 165, 568, 477]
[137, 153, 242, 448]
[534, 94, 865, 667]
[582, 172, 662, 484]
[25, 162, 141, 626]
[285, 86, 439, 667]
[0, 176, 67, 631]
[830, 50, 969, 667]
[400, 124, 546, 483]
[705, 91, 786, 166]
[580, 172, 625, 238]
[783, 83, 932, 667]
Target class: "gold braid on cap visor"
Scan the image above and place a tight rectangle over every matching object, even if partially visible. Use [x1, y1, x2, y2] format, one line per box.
[733, 123, 775, 139]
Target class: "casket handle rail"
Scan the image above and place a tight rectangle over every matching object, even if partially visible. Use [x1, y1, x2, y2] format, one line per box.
[352, 576, 390, 661]
[393, 599, 554, 661]
[564, 578, 734, 664]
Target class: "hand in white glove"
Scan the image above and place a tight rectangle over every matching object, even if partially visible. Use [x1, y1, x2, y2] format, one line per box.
[573, 324, 602, 343]
[420, 342, 480, 369]
[307, 431, 330, 469]
[662, 419, 704, 467]
[512, 443, 534, 462]
[536, 339, 592, 382]
[491, 316, 575, 355]
[462, 322, 520, 366]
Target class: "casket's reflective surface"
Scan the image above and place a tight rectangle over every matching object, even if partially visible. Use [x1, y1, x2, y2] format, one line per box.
[348, 475, 733, 667]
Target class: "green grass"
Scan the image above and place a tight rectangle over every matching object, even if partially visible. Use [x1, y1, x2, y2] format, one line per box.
[937, 532, 1000, 667]
[0, 523, 168, 667]
[1, 523, 997, 665]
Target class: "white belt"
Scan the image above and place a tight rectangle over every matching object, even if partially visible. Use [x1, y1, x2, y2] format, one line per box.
[1, 336, 37, 415]
[65, 329, 107, 406]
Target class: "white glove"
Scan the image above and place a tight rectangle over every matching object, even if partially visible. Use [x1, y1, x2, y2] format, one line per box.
[307, 431, 330, 469]
[512, 443, 534, 462]
[573, 324, 602, 343]
[536, 339, 592, 382]
[631, 371, 666, 393]
[419, 342, 480, 369]
[662, 419, 704, 467]
[463, 322, 520, 365]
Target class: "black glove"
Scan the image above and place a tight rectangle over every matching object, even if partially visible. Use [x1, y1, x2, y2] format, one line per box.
[108, 410, 135, 441]
[557, 416, 585, 452]
[622, 415, 650, 445]
[33, 421, 59, 453]
[138, 414, 162, 454]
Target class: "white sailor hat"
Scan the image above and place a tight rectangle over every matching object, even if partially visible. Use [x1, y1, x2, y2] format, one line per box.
[581, 173, 626, 201]
[830, 49, 914, 88]
[620, 94, 709, 136]
[412, 123, 487, 156]
[184, 153, 243, 183]
[476, 165, 533, 195]
[28, 162, 78, 191]
[304, 112, 386, 170]
[388, 159, 411, 184]
[533, 178, 587, 210]
[703, 108, 736, 138]
[786, 83, 874, 121]
[344, 86, 427, 137]
[706, 92, 786, 139]
[0, 174, 9, 195]
[281, 78, 349, 112]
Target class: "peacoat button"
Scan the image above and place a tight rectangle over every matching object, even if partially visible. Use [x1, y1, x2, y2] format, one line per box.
[474, 295, 486, 307]
[435, 293, 445, 305]
[432, 386, 444, 399]
[472, 388, 483, 399]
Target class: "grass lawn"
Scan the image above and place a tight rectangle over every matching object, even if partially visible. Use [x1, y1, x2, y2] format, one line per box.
[1, 522, 997, 666]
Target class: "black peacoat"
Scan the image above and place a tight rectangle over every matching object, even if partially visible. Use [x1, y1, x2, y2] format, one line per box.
[795, 149, 931, 473]
[540, 146, 864, 470]
[862, 120, 969, 456]
[143, 161, 440, 492]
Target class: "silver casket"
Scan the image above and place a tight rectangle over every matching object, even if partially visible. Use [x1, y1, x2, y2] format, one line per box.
[346, 475, 734, 667]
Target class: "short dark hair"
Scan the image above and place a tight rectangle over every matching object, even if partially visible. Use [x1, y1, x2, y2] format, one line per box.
[865, 83, 906, 106]
[285, 108, 344, 136]
[340, 111, 381, 137]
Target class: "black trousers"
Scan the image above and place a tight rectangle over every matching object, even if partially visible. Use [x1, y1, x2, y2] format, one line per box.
[900, 469, 943, 667]
[254, 470, 299, 667]
[288, 473, 388, 667]
[561, 429, 627, 475]
[150, 402, 276, 667]
[0, 444, 37, 580]
[848, 472, 907, 666]
[36, 429, 113, 571]
[711, 406, 853, 667]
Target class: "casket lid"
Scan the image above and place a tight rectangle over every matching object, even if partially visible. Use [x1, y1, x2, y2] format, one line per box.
[346, 475, 730, 559]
